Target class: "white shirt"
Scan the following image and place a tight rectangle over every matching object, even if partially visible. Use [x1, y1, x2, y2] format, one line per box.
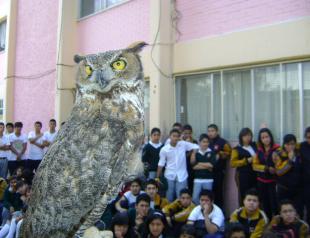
[158, 141, 199, 182]
[28, 131, 44, 161]
[43, 130, 57, 153]
[9, 133, 28, 161]
[149, 141, 162, 149]
[0, 135, 10, 158]
[188, 204, 225, 231]
[242, 145, 256, 157]
[124, 191, 145, 206]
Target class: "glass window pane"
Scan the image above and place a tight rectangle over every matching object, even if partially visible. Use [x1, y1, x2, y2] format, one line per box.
[254, 65, 281, 142]
[223, 70, 251, 141]
[176, 74, 212, 138]
[0, 20, 6, 51]
[107, 0, 123, 7]
[283, 63, 300, 139]
[80, 0, 101, 17]
[213, 73, 222, 128]
[303, 61, 310, 132]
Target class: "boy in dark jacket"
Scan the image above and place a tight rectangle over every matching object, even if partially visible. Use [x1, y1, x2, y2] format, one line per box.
[142, 128, 163, 179]
[300, 127, 310, 225]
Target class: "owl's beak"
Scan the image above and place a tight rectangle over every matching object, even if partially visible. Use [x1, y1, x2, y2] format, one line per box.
[97, 71, 109, 88]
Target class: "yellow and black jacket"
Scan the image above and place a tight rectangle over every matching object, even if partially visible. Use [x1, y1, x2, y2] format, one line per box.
[230, 143, 257, 174]
[0, 178, 7, 201]
[252, 144, 279, 183]
[266, 215, 309, 238]
[153, 194, 169, 210]
[230, 207, 268, 238]
[162, 199, 195, 223]
[274, 147, 302, 189]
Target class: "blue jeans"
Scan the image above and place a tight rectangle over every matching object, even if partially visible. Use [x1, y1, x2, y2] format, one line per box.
[0, 158, 8, 179]
[166, 178, 188, 202]
[193, 180, 214, 204]
[203, 232, 224, 238]
[148, 171, 157, 179]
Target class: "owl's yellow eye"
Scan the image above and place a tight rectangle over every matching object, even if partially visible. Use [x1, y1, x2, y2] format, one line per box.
[111, 59, 127, 71]
[85, 65, 93, 76]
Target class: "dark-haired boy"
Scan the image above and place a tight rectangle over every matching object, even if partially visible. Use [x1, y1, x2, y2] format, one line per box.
[43, 119, 57, 153]
[207, 124, 231, 209]
[142, 128, 163, 179]
[145, 179, 168, 210]
[266, 200, 309, 237]
[191, 134, 216, 204]
[8, 122, 27, 175]
[162, 188, 195, 236]
[157, 129, 199, 202]
[5, 123, 14, 135]
[230, 189, 268, 238]
[187, 189, 224, 238]
[128, 193, 152, 236]
[300, 126, 310, 225]
[28, 121, 45, 172]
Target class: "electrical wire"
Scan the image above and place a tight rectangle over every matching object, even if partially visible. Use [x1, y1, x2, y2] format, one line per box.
[150, 0, 172, 79]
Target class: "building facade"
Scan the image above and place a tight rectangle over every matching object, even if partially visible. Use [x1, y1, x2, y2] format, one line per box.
[0, 0, 310, 212]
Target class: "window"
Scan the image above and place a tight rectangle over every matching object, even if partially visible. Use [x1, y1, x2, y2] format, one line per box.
[176, 61, 310, 142]
[0, 99, 3, 120]
[80, 0, 126, 18]
[0, 20, 6, 52]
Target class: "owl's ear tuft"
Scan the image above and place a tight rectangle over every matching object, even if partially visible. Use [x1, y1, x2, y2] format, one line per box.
[74, 55, 85, 64]
[126, 41, 148, 53]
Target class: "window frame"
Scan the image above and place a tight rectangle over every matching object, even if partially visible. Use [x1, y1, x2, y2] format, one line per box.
[175, 59, 310, 142]
[78, 0, 130, 20]
[0, 19, 7, 52]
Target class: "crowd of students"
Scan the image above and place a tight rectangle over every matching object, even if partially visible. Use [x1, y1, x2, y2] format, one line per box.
[0, 120, 58, 238]
[100, 123, 310, 238]
[0, 120, 309, 238]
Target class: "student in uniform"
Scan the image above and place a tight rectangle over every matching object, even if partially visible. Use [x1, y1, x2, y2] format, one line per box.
[190, 134, 216, 204]
[273, 134, 303, 217]
[142, 128, 163, 179]
[300, 126, 310, 225]
[230, 128, 257, 205]
[266, 200, 309, 238]
[252, 128, 279, 220]
[27, 121, 45, 172]
[43, 119, 58, 153]
[157, 129, 199, 202]
[230, 189, 268, 238]
[207, 124, 231, 209]
[8, 122, 27, 175]
[162, 188, 195, 237]
[187, 189, 225, 238]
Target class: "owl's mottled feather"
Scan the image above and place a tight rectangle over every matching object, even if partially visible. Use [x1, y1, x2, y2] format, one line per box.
[20, 42, 147, 238]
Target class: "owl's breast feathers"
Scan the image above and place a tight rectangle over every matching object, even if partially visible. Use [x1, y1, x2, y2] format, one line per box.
[22, 90, 144, 238]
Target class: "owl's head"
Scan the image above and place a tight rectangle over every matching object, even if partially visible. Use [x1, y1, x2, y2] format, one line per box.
[74, 42, 147, 94]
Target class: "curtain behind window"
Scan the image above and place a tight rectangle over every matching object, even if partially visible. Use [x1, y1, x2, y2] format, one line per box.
[223, 70, 251, 141]
[254, 65, 281, 141]
[185, 74, 212, 138]
[283, 63, 300, 139]
[0, 20, 6, 51]
[303, 62, 310, 132]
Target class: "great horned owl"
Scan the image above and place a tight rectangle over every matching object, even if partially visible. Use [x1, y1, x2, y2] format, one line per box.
[20, 42, 147, 238]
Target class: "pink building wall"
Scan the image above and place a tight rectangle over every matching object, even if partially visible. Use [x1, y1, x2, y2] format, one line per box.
[177, 0, 310, 42]
[77, 0, 150, 54]
[13, 0, 58, 132]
